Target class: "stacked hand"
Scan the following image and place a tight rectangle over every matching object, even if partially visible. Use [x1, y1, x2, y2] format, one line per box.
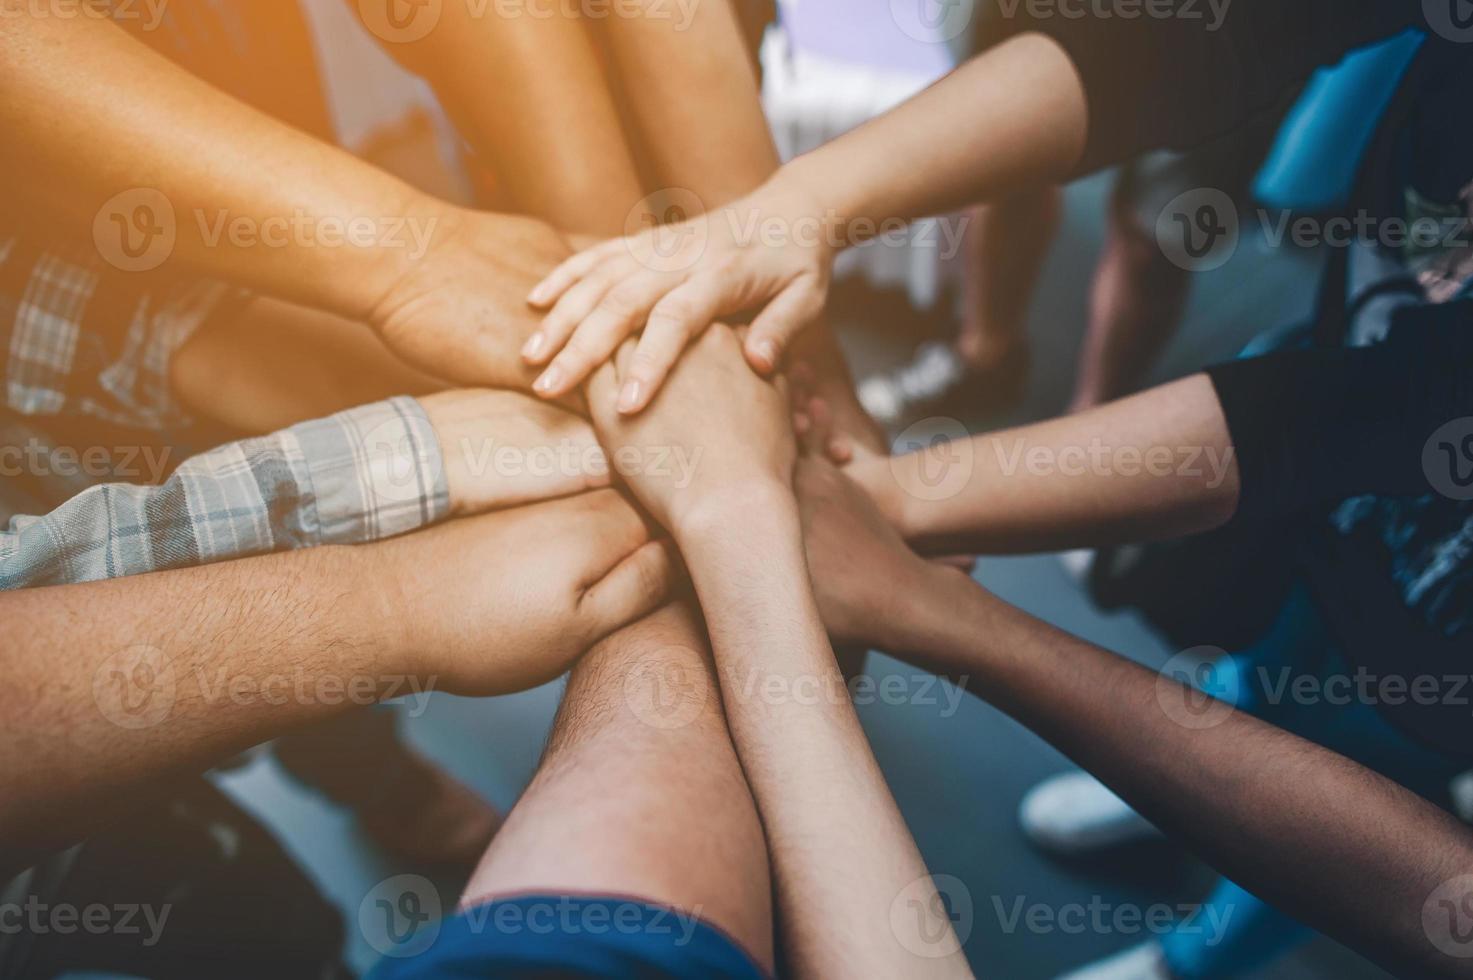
[523, 174, 837, 414]
[584, 323, 798, 535]
[369, 209, 575, 394]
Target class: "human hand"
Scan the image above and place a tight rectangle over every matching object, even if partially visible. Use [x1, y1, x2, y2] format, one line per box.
[795, 457, 961, 651]
[523, 171, 836, 412]
[585, 324, 797, 536]
[420, 390, 609, 518]
[369, 209, 573, 393]
[366, 489, 674, 697]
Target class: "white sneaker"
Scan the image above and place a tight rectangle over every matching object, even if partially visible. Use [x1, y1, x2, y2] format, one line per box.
[858, 342, 967, 426]
[1020, 771, 1163, 856]
[1055, 941, 1173, 980]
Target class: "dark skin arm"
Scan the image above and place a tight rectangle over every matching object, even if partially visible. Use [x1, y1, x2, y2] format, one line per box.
[796, 458, 1473, 980]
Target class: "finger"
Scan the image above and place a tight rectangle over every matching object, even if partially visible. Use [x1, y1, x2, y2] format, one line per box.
[744, 280, 825, 375]
[827, 435, 855, 466]
[571, 275, 677, 366]
[580, 539, 678, 635]
[525, 270, 622, 368]
[586, 357, 622, 420]
[536, 315, 646, 400]
[803, 395, 834, 458]
[614, 276, 729, 414]
[789, 360, 816, 404]
[527, 242, 618, 309]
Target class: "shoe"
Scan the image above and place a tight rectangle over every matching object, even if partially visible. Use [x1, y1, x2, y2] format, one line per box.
[1058, 548, 1096, 584]
[1056, 941, 1174, 980]
[1020, 771, 1163, 856]
[858, 342, 968, 426]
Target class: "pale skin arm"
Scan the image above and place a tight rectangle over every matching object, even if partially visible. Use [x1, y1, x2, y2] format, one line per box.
[678, 496, 971, 977]
[524, 32, 1088, 403]
[587, 328, 970, 977]
[0, 12, 424, 318]
[0, 13, 570, 390]
[0, 488, 672, 877]
[855, 373, 1242, 554]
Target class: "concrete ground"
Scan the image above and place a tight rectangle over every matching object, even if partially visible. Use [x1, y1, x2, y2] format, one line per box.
[205, 170, 1398, 980]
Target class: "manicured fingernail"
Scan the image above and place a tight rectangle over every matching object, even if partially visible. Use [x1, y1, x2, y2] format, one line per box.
[534, 366, 564, 395]
[522, 332, 546, 362]
[753, 340, 779, 371]
[528, 283, 552, 306]
[617, 380, 644, 414]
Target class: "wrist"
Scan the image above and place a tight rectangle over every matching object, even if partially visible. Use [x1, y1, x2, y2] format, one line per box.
[672, 478, 798, 550]
[343, 537, 420, 684]
[759, 164, 840, 263]
[851, 455, 916, 540]
[356, 192, 462, 325]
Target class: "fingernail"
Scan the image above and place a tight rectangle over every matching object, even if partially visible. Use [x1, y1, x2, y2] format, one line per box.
[754, 340, 779, 371]
[534, 366, 564, 395]
[528, 283, 551, 306]
[617, 380, 644, 414]
[793, 412, 811, 435]
[522, 333, 546, 362]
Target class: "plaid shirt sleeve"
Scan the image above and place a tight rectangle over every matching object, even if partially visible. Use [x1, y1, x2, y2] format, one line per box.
[0, 396, 449, 590]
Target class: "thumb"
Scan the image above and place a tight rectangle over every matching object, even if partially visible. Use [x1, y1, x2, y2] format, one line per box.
[579, 539, 678, 639]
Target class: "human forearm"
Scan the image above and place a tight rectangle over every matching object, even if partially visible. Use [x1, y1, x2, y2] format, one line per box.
[0, 543, 397, 872]
[906, 573, 1473, 979]
[0, 14, 437, 319]
[776, 33, 1086, 239]
[676, 493, 969, 977]
[859, 374, 1240, 554]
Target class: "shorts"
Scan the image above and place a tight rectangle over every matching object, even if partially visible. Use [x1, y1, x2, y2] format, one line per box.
[367, 895, 767, 980]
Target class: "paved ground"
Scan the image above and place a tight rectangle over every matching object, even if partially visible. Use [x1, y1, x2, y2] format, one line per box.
[211, 170, 1397, 979]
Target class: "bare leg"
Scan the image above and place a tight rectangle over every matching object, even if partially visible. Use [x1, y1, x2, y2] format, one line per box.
[463, 602, 775, 971]
[355, 0, 647, 235]
[1068, 181, 1193, 413]
[956, 184, 1062, 372]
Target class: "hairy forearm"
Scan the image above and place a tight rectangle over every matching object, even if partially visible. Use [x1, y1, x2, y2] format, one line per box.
[863, 374, 1240, 554]
[779, 33, 1086, 238]
[677, 493, 968, 977]
[0, 14, 437, 318]
[908, 573, 1473, 979]
[0, 544, 396, 872]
